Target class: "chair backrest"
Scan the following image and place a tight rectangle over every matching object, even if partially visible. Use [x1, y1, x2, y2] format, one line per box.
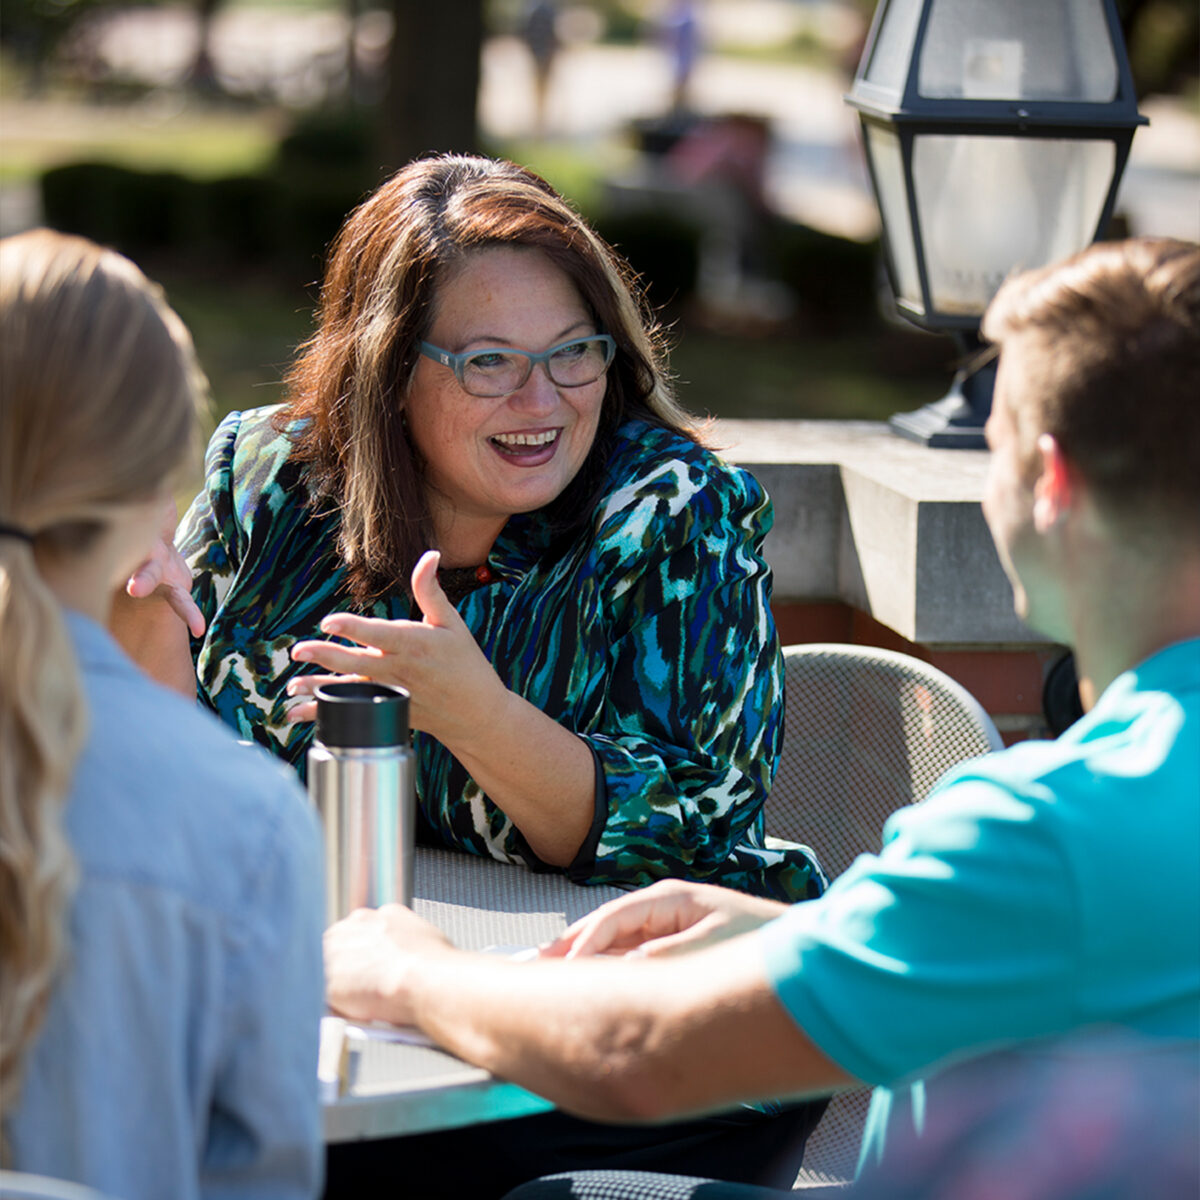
[0, 1173, 120, 1200]
[771, 642, 1003, 880]
[770, 643, 1003, 1190]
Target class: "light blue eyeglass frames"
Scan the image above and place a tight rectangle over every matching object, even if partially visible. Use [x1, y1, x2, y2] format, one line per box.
[418, 334, 616, 399]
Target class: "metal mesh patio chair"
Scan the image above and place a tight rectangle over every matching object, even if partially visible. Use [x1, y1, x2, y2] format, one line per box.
[766, 643, 1004, 1190]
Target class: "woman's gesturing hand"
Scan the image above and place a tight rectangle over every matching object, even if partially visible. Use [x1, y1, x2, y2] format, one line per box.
[292, 549, 594, 867]
[288, 550, 509, 746]
[541, 879, 789, 960]
[123, 497, 206, 637]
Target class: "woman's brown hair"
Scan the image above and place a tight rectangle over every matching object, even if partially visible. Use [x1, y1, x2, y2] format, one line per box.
[279, 154, 700, 605]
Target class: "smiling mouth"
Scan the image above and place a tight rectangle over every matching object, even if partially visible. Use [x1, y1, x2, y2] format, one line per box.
[489, 429, 560, 457]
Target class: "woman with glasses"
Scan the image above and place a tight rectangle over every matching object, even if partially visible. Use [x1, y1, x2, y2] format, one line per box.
[118, 153, 822, 904]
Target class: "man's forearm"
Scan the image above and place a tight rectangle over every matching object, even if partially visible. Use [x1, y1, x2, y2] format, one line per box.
[402, 935, 856, 1122]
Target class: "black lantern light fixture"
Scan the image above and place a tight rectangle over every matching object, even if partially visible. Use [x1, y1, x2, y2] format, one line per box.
[846, 0, 1146, 448]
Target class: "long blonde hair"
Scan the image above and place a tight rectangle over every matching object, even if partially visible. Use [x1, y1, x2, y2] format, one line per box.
[0, 230, 204, 1148]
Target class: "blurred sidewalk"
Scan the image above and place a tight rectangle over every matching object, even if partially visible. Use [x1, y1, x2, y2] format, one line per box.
[2, 4, 1197, 244]
[483, 33, 1198, 244]
[482, 34, 880, 240]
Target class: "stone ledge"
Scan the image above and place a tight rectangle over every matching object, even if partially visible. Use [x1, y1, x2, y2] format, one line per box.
[715, 418, 1050, 648]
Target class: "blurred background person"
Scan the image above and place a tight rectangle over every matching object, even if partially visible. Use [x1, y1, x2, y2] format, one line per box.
[521, 0, 561, 139]
[659, 0, 702, 114]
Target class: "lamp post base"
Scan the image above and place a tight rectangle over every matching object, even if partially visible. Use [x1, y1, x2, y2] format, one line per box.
[888, 351, 997, 450]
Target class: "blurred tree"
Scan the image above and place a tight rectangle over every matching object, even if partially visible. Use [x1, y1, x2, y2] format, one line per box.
[1117, 0, 1198, 97]
[0, 0, 116, 91]
[184, 0, 221, 94]
[381, 0, 485, 168]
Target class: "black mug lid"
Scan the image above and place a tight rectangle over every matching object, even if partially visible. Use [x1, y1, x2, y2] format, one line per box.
[313, 681, 410, 748]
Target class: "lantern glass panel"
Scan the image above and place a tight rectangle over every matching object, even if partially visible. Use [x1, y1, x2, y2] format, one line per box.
[912, 134, 1117, 316]
[862, 123, 924, 312]
[862, 0, 924, 94]
[919, 0, 1118, 101]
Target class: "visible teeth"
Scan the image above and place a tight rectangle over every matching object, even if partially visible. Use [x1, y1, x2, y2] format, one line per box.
[492, 430, 558, 447]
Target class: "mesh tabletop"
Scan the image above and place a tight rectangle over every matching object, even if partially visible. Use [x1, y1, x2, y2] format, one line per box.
[323, 847, 627, 1142]
[411, 847, 627, 950]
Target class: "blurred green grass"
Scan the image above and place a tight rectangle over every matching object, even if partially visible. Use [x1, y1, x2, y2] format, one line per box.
[0, 118, 279, 182]
[0, 84, 283, 183]
[1, 90, 952, 509]
[153, 265, 317, 505]
[668, 324, 952, 423]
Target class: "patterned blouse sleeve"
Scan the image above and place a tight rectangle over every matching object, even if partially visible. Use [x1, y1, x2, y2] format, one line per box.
[175, 409, 324, 759]
[571, 456, 784, 888]
[178, 409, 244, 636]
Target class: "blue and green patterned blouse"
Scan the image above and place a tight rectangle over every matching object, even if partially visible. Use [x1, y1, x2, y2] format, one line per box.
[179, 407, 822, 900]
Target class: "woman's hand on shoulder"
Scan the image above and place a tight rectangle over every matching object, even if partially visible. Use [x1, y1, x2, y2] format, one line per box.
[121, 498, 206, 637]
[107, 498, 203, 696]
[541, 878, 789, 960]
[288, 550, 508, 745]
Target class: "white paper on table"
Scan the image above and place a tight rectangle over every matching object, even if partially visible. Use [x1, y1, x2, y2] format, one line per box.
[344, 1019, 437, 1049]
[481, 943, 539, 961]
[320, 1015, 437, 1100]
[318, 1016, 349, 1101]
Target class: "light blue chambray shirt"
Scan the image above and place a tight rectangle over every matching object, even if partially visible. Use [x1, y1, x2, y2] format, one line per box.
[8, 612, 326, 1199]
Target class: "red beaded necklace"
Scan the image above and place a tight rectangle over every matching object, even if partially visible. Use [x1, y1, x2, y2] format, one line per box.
[436, 562, 495, 602]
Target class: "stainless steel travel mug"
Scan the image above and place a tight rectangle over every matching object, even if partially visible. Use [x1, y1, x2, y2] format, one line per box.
[307, 681, 416, 924]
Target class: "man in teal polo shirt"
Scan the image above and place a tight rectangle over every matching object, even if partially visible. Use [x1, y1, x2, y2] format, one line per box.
[322, 237, 1200, 1195]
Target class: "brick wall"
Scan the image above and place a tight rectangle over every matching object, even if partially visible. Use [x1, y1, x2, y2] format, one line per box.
[773, 599, 1067, 745]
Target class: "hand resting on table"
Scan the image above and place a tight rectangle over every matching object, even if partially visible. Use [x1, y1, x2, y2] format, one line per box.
[542, 878, 790, 960]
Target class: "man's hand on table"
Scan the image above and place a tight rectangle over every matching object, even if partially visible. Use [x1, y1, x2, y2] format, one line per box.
[541, 878, 789, 960]
[324, 881, 790, 1033]
[324, 905, 453, 1026]
[321, 884, 850, 1121]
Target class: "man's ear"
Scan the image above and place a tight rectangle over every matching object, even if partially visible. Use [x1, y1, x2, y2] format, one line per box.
[1032, 433, 1074, 533]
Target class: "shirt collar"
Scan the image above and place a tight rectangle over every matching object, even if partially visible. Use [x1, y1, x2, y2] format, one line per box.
[1120, 637, 1200, 696]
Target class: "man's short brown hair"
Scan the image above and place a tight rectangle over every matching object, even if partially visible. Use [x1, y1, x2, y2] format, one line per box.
[982, 237, 1200, 526]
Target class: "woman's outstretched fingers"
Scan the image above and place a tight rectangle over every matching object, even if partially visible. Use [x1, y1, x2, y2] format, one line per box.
[290, 636, 381, 672]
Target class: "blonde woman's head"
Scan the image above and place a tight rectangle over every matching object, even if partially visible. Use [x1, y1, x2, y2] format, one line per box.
[0, 229, 205, 1148]
[1, 228, 205, 544]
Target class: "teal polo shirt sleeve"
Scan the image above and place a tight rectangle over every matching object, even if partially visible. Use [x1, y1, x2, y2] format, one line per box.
[758, 774, 1080, 1087]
